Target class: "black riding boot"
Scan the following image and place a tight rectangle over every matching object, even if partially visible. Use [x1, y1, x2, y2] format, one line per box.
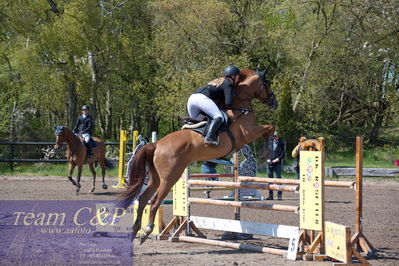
[204, 117, 223, 145]
[85, 142, 93, 158]
[266, 190, 274, 200]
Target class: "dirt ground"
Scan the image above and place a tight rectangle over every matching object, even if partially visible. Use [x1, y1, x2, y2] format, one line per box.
[0, 175, 398, 266]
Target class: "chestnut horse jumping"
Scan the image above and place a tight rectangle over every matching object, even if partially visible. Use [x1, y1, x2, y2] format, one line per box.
[120, 69, 278, 243]
[54, 126, 112, 194]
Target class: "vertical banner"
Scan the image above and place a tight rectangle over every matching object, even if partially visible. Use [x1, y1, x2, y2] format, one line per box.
[173, 169, 188, 217]
[299, 151, 324, 231]
[132, 205, 163, 235]
[325, 221, 351, 263]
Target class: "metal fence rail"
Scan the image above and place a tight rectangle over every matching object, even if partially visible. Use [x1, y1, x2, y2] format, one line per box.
[0, 141, 131, 171]
[0, 142, 123, 145]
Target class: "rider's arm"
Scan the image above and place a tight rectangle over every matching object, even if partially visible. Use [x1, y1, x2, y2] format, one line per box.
[72, 117, 81, 133]
[278, 142, 285, 161]
[221, 80, 233, 106]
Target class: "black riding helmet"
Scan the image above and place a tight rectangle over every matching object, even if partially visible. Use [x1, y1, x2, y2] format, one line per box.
[82, 105, 89, 110]
[223, 65, 240, 77]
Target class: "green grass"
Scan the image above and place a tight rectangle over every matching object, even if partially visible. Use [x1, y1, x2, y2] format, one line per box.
[326, 146, 399, 168]
[0, 162, 119, 177]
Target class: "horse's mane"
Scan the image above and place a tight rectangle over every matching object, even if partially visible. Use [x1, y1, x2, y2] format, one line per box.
[208, 69, 255, 86]
[239, 69, 256, 82]
[61, 126, 79, 160]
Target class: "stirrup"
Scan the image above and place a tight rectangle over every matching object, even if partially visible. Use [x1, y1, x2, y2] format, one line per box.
[204, 136, 219, 146]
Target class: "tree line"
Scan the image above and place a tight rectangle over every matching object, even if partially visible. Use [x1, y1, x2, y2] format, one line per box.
[1, 0, 398, 151]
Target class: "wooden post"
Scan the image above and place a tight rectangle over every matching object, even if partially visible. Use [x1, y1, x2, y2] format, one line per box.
[318, 137, 325, 254]
[355, 136, 363, 234]
[233, 152, 240, 221]
[186, 164, 191, 236]
[179, 236, 287, 256]
[188, 198, 299, 213]
[238, 176, 355, 188]
[352, 136, 375, 256]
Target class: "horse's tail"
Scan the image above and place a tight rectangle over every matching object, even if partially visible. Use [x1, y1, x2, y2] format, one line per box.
[105, 159, 115, 169]
[118, 142, 156, 207]
[94, 159, 114, 169]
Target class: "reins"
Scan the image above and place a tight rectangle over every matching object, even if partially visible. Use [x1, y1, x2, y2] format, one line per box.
[228, 108, 252, 120]
[67, 132, 81, 160]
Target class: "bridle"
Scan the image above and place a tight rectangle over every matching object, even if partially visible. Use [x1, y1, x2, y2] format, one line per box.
[255, 76, 275, 106]
[55, 128, 80, 159]
[228, 74, 274, 119]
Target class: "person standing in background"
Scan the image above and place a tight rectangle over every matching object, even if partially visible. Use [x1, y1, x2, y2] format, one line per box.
[266, 132, 285, 200]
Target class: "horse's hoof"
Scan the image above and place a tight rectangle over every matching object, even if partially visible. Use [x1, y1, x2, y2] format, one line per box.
[89, 187, 95, 193]
[128, 232, 136, 242]
[102, 184, 108, 190]
[139, 233, 149, 245]
[75, 191, 79, 196]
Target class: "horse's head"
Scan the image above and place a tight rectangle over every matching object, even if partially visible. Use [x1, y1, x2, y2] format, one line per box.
[54, 126, 66, 149]
[254, 67, 278, 110]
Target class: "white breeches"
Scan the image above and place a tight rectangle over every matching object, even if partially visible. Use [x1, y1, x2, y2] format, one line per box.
[187, 93, 223, 121]
[82, 134, 91, 143]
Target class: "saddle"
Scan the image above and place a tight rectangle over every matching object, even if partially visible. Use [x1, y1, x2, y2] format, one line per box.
[181, 111, 231, 139]
[77, 136, 98, 148]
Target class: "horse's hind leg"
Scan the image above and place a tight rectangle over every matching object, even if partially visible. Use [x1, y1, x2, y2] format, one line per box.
[99, 158, 107, 190]
[131, 176, 160, 241]
[75, 165, 83, 195]
[139, 179, 176, 244]
[67, 161, 78, 186]
[89, 163, 96, 193]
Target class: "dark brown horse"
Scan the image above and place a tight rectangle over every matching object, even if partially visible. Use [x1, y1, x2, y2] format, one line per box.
[120, 68, 277, 243]
[54, 126, 112, 194]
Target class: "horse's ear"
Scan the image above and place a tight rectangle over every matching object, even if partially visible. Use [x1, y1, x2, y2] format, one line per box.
[263, 65, 270, 77]
[256, 65, 270, 78]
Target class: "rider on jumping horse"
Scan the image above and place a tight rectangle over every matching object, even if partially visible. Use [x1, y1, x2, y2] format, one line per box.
[73, 105, 94, 158]
[187, 65, 240, 145]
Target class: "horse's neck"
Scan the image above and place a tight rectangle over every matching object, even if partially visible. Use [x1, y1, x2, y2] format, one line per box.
[231, 101, 252, 110]
[66, 131, 81, 151]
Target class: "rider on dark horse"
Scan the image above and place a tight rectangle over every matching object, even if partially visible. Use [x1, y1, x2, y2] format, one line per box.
[73, 105, 94, 158]
[187, 65, 240, 145]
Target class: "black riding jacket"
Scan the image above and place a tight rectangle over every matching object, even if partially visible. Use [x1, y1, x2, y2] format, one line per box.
[194, 79, 234, 106]
[268, 141, 285, 166]
[73, 115, 93, 135]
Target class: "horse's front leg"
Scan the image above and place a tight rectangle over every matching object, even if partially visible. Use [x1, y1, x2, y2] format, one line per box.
[75, 164, 83, 195]
[88, 163, 96, 193]
[247, 124, 275, 143]
[67, 161, 78, 187]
